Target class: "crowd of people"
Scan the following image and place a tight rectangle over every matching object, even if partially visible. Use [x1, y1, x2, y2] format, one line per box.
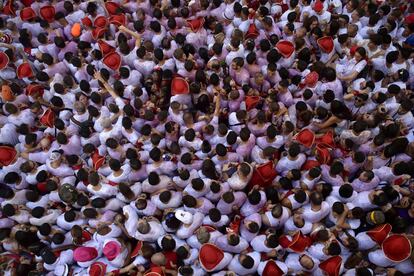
[1, 0, 414, 275]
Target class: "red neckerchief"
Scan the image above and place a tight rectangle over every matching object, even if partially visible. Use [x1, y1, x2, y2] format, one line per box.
[108, 180, 118, 186]
[72, 164, 82, 171]
[282, 189, 294, 200]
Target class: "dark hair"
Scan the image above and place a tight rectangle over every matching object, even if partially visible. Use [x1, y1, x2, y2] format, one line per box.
[327, 242, 341, 255]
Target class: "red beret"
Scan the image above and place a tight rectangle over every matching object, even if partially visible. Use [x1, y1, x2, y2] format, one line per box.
[262, 260, 284, 276]
[73, 247, 98, 262]
[249, 161, 277, 189]
[315, 144, 332, 164]
[81, 17, 93, 28]
[39, 108, 55, 128]
[89, 262, 107, 276]
[17, 62, 33, 79]
[0, 52, 9, 70]
[367, 224, 392, 245]
[245, 24, 260, 40]
[319, 256, 342, 276]
[315, 130, 335, 148]
[130, 241, 143, 258]
[0, 146, 17, 167]
[301, 159, 320, 171]
[20, 7, 36, 21]
[199, 244, 224, 272]
[92, 28, 106, 40]
[295, 129, 315, 148]
[276, 40, 295, 58]
[40, 5, 55, 22]
[98, 40, 115, 56]
[305, 71, 319, 87]
[317, 36, 334, 53]
[287, 231, 312, 253]
[103, 52, 122, 71]
[382, 234, 412, 262]
[22, 0, 34, 7]
[105, 2, 120, 15]
[94, 16, 108, 29]
[3, 0, 16, 16]
[171, 76, 189, 96]
[187, 17, 205, 32]
[109, 14, 126, 26]
[245, 96, 261, 111]
[26, 83, 44, 97]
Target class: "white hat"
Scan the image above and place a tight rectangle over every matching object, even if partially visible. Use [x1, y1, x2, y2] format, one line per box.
[175, 210, 193, 224]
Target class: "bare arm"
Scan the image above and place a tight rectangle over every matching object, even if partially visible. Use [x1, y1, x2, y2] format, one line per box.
[118, 25, 142, 48]
[94, 71, 120, 100]
[315, 115, 341, 129]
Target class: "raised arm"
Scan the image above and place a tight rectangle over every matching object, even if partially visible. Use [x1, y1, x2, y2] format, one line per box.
[118, 25, 142, 48]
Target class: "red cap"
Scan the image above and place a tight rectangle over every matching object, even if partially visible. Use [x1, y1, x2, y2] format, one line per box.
[20, 7, 36, 21]
[17, 63, 33, 79]
[0, 52, 9, 70]
[305, 71, 319, 87]
[314, 0, 324, 12]
[315, 130, 335, 148]
[89, 262, 107, 276]
[199, 243, 224, 272]
[405, 14, 414, 25]
[94, 16, 108, 28]
[103, 241, 121, 261]
[74, 247, 98, 262]
[295, 129, 315, 148]
[367, 224, 392, 245]
[262, 260, 284, 276]
[26, 83, 44, 97]
[92, 28, 106, 40]
[171, 76, 189, 96]
[103, 52, 122, 70]
[39, 108, 55, 128]
[98, 40, 115, 56]
[276, 40, 295, 58]
[319, 256, 342, 276]
[245, 24, 259, 40]
[105, 2, 120, 15]
[187, 17, 205, 32]
[40, 5, 55, 22]
[81, 17, 93, 27]
[382, 234, 412, 262]
[245, 96, 261, 111]
[317, 36, 334, 53]
[0, 146, 17, 167]
[3, 0, 16, 16]
[109, 14, 126, 26]
[92, 151, 105, 171]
